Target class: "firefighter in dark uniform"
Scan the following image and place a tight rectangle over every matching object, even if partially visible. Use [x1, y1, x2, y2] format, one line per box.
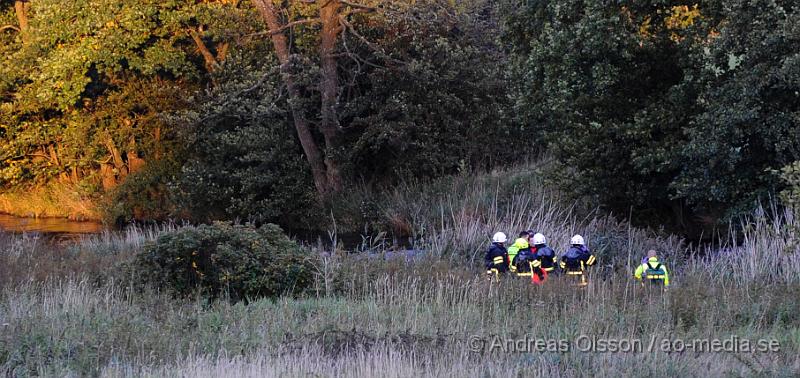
[485, 232, 509, 282]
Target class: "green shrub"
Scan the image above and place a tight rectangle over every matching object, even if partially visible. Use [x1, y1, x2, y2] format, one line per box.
[779, 161, 800, 211]
[103, 159, 181, 225]
[132, 222, 313, 301]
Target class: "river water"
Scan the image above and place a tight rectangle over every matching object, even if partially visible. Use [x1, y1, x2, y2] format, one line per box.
[0, 213, 104, 234]
[0, 213, 413, 251]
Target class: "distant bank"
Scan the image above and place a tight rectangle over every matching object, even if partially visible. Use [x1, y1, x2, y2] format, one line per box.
[0, 213, 104, 234]
[0, 185, 101, 221]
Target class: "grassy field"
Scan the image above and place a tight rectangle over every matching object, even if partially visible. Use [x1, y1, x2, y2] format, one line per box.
[1, 167, 799, 377]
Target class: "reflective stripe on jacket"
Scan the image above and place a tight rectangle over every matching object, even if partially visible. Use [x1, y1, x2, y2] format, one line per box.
[634, 257, 669, 286]
[507, 238, 530, 272]
[534, 245, 558, 271]
[485, 243, 509, 272]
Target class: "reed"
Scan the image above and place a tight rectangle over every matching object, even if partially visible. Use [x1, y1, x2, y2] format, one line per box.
[0, 183, 100, 220]
[1, 272, 797, 377]
[1, 167, 798, 377]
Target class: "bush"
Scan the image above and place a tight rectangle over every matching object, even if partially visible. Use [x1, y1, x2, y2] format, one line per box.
[103, 159, 181, 225]
[132, 222, 313, 301]
[779, 161, 800, 211]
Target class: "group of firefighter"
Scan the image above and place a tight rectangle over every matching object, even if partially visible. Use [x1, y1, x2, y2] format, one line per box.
[484, 230, 670, 287]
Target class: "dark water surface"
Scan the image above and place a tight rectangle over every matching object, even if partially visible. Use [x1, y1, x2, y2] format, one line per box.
[0, 213, 416, 250]
[0, 213, 104, 234]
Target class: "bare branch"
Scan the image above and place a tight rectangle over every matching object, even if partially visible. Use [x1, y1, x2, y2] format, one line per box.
[216, 42, 230, 62]
[338, 15, 405, 66]
[341, 8, 372, 17]
[0, 25, 20, 33]
[187, 27, 221, 72]
[276, 17, 322, 32]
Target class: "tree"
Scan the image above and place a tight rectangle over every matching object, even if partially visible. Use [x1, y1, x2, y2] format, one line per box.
[672, 0, 800, 217]
[344, 1, 519, 179]
[249, 0, 519, 196]
[2, 0, 525, 224]
[504, 0, 799, 229]
[0, 0, 247, 190]
[170, 0, 518, 224]
[170, 49, 317, 224]
[249, 0, 371, 195]
[504, 0, 713, 227]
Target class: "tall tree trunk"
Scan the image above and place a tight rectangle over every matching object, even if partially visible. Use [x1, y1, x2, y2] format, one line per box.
[48, 144, 70, 183]
[318, 0, 343, 192]
[70, 166, 79, 184]
[14, 1, 29, 45]
[47, 144, 60, 167]
[251, 0, 331, 195]
[100, 163, 116, 190]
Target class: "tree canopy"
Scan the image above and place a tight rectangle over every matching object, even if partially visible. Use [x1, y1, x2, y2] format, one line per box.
[1, 0, 798, 232]
[504, 0, 799, 230]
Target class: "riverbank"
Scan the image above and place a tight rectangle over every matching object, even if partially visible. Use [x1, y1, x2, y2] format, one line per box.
[0, 213, 104, 234]
[1, 162, 798, 375]
[1, 208, 798, 376]
[0, 184, 100, 221]
[0, 162, 554, 236]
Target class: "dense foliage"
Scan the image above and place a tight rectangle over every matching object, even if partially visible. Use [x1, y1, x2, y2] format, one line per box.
[132, 222, 313, 301]
[779, 161, 800, 210]
[0, 0, 244, 188]
[504, 0, 799, 228]
[1, 0, 521, 225]
[341, 4, 518, 180]
[1, 0, 798, 231]
[162, 0, 519, 224]
[673, 0, 800, 217]
[168, 51, 317, 224]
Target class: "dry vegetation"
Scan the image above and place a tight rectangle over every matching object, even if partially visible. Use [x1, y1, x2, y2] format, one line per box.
[1, 167, 798, 377]
[0, 184, 100, 221]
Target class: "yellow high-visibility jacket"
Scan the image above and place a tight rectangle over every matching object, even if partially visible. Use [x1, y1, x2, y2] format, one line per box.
[507, 238, 529, 272]
[634, 257, 670, 286]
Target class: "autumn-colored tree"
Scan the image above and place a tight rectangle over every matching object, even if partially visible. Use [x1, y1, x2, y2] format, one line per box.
[0, 0, 247, 189]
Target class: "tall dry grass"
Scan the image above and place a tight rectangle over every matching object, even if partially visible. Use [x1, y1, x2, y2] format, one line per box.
[1, 165, 799, 376]
[360, 165, 686, 279]
[359, 164, 797, 287]
[1, 273, 798, 376]
[686, 205, 800, 286]
[0, 224, 172, 289]
[0, 183, 100, 220]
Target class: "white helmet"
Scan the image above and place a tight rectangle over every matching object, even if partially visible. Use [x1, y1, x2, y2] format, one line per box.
[532, 233, 546, 245]
[571, 234, 585, 245]
[492, 232, 507, 243]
